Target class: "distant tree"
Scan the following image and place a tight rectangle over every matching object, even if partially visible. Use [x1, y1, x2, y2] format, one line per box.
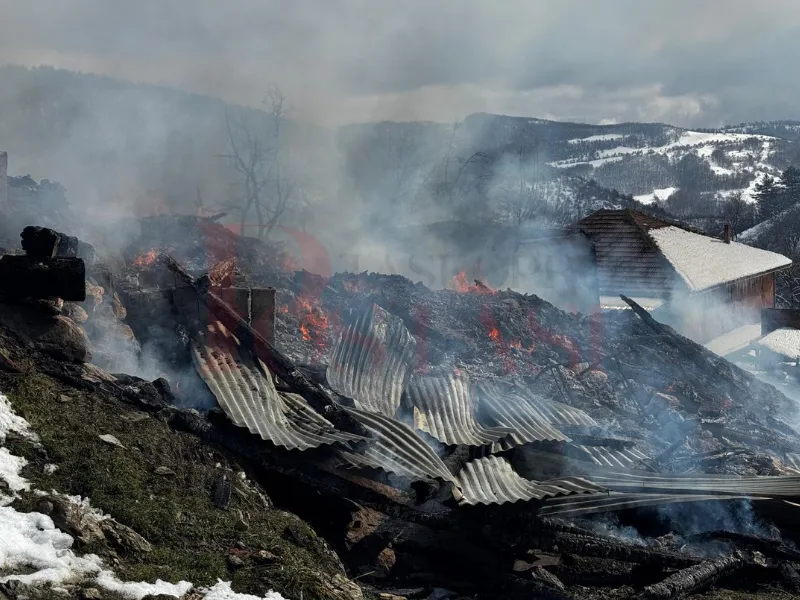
[754, 175, 782, 220]
[720, 191, 755, 235]
[781, 165, 800, 209]
[220, 85, 297, 239]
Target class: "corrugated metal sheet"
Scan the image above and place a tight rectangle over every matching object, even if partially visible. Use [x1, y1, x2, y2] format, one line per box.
[326, 303, 416, 417]
[586, 470, 800, 498]
[191, 321, 363, 450]
[571, 445, 649, 468]
[538, 492, 763, 517]
[335, 405, 458, 484]
[523, 393, 598, 428]
[475, 381, 569, 449]
[406, 372, 516, 447]
[455, 455, 604, 506]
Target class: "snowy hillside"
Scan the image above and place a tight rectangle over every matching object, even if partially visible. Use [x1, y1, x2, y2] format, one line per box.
[551, 128, 779, 204]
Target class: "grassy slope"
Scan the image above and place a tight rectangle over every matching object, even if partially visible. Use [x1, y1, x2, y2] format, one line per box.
[0, 344, 356, 600]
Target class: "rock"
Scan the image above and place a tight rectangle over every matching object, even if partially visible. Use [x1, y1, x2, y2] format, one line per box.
[112, 292, 127, 320]
[155, 466, 175, 476]
[46, 495, 106, 546]
[531, 566, 565, 591]
[35, 498, 54, 515]
[59, 394, 72, 403]
[98, 434, 127, 449]
[377, 547, 396, 572]
[227, 554, 245, 568]
[63, 302, 89, 324]
[85, 283, 104, 308]
[255, 550, 277, 564]
[0, 306, 89, 363]
[99, 518, 152, 554]
[81, 588, 102, 600]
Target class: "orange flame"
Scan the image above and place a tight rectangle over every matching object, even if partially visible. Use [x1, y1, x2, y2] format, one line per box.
[510, 340, 522, 350]
[450, 271, 495, 294]
[488, 327, 500, 342]
[133, 250, 158, 268]
[292, 295, 331, 357]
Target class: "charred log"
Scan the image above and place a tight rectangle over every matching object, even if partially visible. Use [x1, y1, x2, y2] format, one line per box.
[638, 554, 742, 599]
[686, 530, 800, 561]
[779, 561, 800, 593]
[0, 256, 85, 301]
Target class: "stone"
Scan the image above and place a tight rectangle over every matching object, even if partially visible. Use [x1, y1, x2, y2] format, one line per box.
[376, 547, 396, 571]
[227, 554, 245, 568]
[99, 519, 152, 554]
[99, 434, 126, 449]
[81, 588, 102, 600]
[63, 302, 89, 324]
[155, 466, 175, 476]
[0, 307, 89, 363]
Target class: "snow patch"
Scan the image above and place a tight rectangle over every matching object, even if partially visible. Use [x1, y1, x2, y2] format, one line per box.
[567, 133, 625, 144]
[633, 187, 677, 205]
[201, 581, 288, 600]
[648, 226, 792, 292]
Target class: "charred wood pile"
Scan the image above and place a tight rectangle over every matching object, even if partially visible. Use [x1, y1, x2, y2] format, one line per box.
[7, 213, 800, 599]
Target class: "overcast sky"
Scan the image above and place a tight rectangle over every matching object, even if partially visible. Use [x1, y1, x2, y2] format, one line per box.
[1, 0, 798, 128]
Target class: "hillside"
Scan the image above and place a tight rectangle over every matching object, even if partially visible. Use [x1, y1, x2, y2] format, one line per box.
[1, 65, 798, 238]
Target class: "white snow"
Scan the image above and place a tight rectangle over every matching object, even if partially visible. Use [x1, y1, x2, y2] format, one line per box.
[600, 296, 665, 311]
[201, 581, 288, 600]
[648, 226, 792, 292]
[705, 323, 763, 356]
[567, 133, 625, 144]
[633, 187, 677, 205]
[757, 328, 800, 360]
[0, 393, 287, 600]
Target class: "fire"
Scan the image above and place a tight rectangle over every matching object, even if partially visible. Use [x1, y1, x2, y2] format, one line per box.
[488, 327, 500, 342]
[450, 271, 495, 294]
[291, 295, 332, 358]
[510, 340, 522, 350]
[452, 271, 471, 292]
[133, 250, 158, 268]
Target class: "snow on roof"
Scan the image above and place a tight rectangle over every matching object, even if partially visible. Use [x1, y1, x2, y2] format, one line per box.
[757, 328, 800, 360]
[600, 296, 665, 311]
[647, 226, 792, 292]
[705, 323, 763, 357]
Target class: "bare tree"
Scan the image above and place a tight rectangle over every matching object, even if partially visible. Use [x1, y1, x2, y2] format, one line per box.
[220, 84, 296, 239]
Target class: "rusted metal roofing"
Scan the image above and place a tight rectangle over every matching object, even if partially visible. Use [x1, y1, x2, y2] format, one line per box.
[454, 456, 604, 506]
[538, 492, 763, 517]
[523, 393, 598, 428]
[587, 471, 800, 497]
[571, 444, 649, 468]
[326, 303, 417, 417]
[191, 321, 363, 450]
[475, 381, 569, 449]
[406, 372, 516, 447]
[577, 209, 681, 297]
[335, 405, 458, 484]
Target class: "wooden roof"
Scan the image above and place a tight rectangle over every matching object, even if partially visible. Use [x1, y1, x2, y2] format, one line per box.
[576, 209, 683, 298]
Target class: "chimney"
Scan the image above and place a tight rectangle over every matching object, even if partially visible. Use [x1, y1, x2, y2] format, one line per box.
[0, 151, 7, 212]
[723, 222, 732, 244]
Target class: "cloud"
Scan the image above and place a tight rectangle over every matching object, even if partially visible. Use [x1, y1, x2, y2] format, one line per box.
[0, 0, 799, 126]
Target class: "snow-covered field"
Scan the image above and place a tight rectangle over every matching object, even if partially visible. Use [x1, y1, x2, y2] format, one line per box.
[0, 393, 286, 600]
[633, 187, 677, 205]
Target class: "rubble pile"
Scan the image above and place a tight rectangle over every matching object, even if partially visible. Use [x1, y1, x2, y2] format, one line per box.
[6, 213, 800, 599]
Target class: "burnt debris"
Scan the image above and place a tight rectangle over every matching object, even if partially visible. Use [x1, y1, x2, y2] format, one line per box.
[6, 214, 800, 600]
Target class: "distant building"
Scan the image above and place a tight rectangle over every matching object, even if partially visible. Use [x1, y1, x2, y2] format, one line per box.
[576, 209, 792, 342]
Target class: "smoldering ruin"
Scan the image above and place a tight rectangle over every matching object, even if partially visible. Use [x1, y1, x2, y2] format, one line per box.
[6, 160, 800, 600]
